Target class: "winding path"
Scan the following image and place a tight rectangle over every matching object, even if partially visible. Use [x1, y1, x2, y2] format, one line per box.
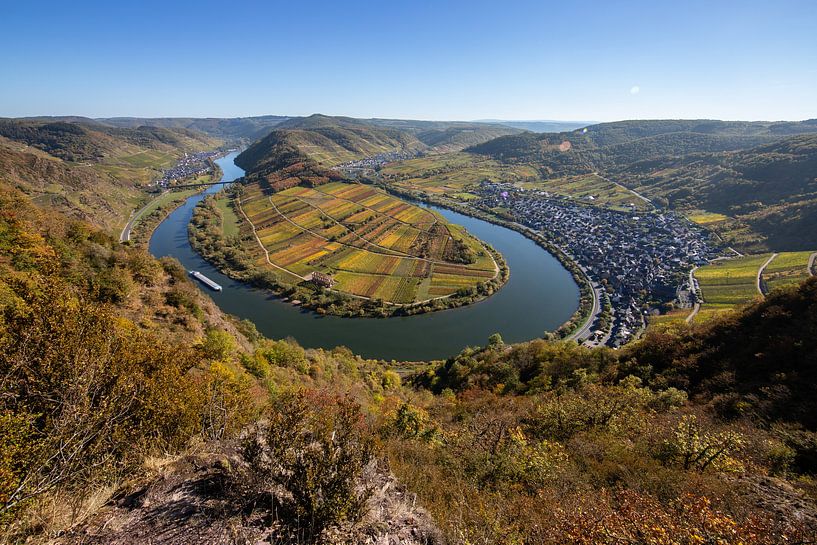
[757, 253, 779, 296]
[593, 172, 653, 205]
[808, 252, 817, 277]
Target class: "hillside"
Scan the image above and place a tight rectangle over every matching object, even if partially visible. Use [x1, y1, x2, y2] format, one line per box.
[0, 118, 216, 162]
[628, 276, 817, 429]
[236, 114, 522, 177]
[468, 119, 817, 169]
[466, 119, 817, 251]
[0, 119, 220, 232]
[236, 116, 421, 177]
[613, 134, 817, 250]
[2, 163, 817, 542]
[0, 179, 434, 543]
[363, 117, 523, 151]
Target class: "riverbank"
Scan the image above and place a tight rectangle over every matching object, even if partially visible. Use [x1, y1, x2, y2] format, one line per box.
[188, 184, 510, 318]
[122, 159, 224, 246]
[150, 153, 578, 360]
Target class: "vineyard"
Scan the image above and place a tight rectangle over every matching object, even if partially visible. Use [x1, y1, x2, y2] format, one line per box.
[238, 180, 499, 303]
[762, 251, 815, 292]
[693, 254, 772, 322]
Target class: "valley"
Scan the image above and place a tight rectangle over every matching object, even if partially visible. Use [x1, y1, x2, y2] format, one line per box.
[5, 4, 817, 542]
[4, 113, 817, 544]
[152, 153, 578, 360]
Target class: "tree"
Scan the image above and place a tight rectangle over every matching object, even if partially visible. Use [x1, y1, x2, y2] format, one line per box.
[659, 414, 744, 472]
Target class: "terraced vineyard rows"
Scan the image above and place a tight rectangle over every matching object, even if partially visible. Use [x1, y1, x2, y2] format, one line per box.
[238, 180, 498, 303]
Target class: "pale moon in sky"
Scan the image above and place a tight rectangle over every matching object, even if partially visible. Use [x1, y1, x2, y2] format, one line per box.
[630, 85, 640, 95]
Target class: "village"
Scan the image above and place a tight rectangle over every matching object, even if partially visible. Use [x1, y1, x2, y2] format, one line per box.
[154, 150, 221, 188]
[473, 181, 721, 347]
[335, 149, 422, 175]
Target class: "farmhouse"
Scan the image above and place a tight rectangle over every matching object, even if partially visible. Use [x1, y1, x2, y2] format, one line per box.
[310, 271, 335, 288]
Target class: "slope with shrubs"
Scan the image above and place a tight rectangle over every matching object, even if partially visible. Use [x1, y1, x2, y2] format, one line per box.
[3, 147, 817, 542]
[0, 182, 430, 543]
[0, 119, 220, 233]
[394, 282, 817, 542]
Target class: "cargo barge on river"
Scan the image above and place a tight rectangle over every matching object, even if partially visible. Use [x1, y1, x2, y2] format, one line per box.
[189, 270, 222, 291]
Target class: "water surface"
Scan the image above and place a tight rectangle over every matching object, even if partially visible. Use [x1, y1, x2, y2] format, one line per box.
[149, 152, 579, 360]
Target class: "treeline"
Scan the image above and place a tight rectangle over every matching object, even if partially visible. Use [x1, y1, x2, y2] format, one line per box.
[0, 119, 214, 163]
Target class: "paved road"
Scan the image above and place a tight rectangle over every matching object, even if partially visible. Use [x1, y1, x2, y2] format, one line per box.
[567, 281, 601, 343]
[685, 266, 701, 324]
[504, 222, 603, 344]
[809, 252, 817, 277]
[119, 191, 168, 243]
[757, 253, 779, 296]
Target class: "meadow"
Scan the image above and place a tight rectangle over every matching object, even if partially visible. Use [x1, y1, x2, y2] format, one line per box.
[238, 180, 498, 303]
[215, 195, 242, 237]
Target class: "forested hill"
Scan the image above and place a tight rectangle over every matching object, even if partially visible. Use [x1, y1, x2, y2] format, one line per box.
[98, 115, 291, 142]
[0, 119, 219, 232]
[617, 134, 817, 250]
[236, 114, 522, 178]
[0, 118, 216, 162]
[467, 119, 817, 168]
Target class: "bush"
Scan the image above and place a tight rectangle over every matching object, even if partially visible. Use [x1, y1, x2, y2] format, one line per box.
[236, 391, 374, 543]
[0, 280, 206, 519]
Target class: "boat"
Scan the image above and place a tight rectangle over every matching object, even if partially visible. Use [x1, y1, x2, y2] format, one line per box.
[188, 270, 222, 291]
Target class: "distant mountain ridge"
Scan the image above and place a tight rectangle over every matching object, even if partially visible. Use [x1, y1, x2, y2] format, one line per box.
[97, 115, 291, 142]
[0, 118, 215, 162]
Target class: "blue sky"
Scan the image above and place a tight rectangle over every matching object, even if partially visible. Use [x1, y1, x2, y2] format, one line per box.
[3, 0, 815, 121]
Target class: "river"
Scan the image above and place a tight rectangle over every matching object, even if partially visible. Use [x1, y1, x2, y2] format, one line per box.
[149, 152, 579, 360]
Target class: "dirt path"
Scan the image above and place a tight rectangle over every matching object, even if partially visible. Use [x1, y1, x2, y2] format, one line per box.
[757, 253, 779, 296]
[594, 172, 653, 205]
[808, 252, 817, 277]
[236, 196, 306, 281]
